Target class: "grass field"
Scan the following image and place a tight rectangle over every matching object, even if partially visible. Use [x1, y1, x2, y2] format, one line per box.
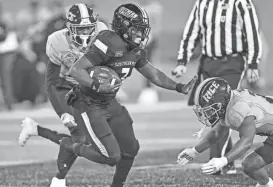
[0, 101, 272, 187]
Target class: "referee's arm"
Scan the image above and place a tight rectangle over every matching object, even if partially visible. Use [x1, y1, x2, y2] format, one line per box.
[237, 0, 262, 69]
[177, 0, 201, 66]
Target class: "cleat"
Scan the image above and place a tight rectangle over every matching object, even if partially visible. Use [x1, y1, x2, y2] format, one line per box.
[50, 177, 67, 187]
[18, 117, 38, 146]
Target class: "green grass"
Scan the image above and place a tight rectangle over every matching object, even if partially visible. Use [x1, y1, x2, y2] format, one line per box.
[0, 148, 264, 187]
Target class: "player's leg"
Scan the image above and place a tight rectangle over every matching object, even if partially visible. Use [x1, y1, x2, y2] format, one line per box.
[108, 102, 140, 187]
[242, 138, 273, 186]
[18, 85, 72, 146]
[57, 106, 122, 170]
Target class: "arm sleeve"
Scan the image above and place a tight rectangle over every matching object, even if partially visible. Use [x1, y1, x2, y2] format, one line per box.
[237, 0, 262, 68]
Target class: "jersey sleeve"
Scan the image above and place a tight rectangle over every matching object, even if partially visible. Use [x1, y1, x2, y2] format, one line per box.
[46, 34, 62, 66]
[84, 30, 127, 66]
[227, 102, 256, 128]
[135, 49, 148, 69]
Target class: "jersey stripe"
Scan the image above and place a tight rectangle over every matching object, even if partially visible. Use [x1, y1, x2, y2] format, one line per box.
[81, 112, 109, 158]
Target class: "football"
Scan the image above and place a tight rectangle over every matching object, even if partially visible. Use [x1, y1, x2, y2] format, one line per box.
[88, 66, 122, 91]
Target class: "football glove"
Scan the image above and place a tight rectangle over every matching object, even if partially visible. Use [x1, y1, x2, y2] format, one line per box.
[91, 79, 122, 94]
[177, 147, 199, 165]
[201, 157, 228, 175]
[176, 75, 198, 95]
[61, 113, 77, 128]
[172, 65, 187, 78]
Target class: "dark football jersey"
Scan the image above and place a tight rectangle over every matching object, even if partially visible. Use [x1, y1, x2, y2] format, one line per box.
[80, 30, 148, 105]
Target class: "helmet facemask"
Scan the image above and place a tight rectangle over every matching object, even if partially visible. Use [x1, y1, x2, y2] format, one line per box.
[194, 103, 223, 127]
[67, 18, 97, 48]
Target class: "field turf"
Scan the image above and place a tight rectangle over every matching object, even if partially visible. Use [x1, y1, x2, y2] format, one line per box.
[0, 102, 271, 186]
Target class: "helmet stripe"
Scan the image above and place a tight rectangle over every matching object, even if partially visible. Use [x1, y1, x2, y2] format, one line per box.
[77, 3, 90, 19]
[194, 77, 218, 105]
[135, 4, 149, 24]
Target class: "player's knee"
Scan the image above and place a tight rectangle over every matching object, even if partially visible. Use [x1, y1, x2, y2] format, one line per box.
[242, 152, 263, 174]
[122, 140, 140, 158]
[131, 140, 140, 156]
[107, 154, 121, 166]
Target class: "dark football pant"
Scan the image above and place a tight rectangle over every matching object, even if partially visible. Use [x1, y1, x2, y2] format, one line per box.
[194, 54, 245, 166]
[71, 99, 139, 185]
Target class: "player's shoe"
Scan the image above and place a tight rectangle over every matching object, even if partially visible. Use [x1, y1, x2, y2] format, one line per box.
[57, 137, 77, 177]
[50, 177, 67, 187]
[137, 88, 159, 105]
[18, 117, 38, 146]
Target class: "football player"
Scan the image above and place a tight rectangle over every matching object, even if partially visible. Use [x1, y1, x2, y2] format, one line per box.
[177, 77, 273, 187]
[57, 3, 197, 187]
[18, 3, 108, 187]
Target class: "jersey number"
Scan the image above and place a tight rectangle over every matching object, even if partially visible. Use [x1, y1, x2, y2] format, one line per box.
[238, 89, 273, 104]
[120, 68, 132, 80]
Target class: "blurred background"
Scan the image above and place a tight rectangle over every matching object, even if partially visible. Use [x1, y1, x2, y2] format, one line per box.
[0, 0, 271, 111]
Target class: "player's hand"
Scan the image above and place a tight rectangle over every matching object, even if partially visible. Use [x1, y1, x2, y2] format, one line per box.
[176, 75, 198, 95]
[177, 147, 199, 165]
[97, 82, 123, 94]
[172, 65, 187, 78]
[201, 157, 228, 175]
[246, 68, 259, 84]
[65, 88, 77, 106]
[61, 113, 77, 128]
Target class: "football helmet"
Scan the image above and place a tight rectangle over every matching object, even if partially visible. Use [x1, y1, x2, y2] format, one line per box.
[66, 3, 98, 47]
[193, 77, 232, 127]
[111, 3, 151, 49]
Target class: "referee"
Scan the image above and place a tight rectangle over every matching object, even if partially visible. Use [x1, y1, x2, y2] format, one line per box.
[172, 0, 262, 175]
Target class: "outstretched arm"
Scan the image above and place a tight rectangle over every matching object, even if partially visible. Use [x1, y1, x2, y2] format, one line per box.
[136, 62, 197, 94]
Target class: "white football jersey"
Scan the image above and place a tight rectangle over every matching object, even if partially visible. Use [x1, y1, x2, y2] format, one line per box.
[46, 21, 108, 85]
[223, 89, 273, 136]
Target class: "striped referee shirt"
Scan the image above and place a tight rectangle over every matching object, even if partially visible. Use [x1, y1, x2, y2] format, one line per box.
[177, 0, 262, 67]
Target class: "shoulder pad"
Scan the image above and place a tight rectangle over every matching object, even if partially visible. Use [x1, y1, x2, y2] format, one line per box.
[227, 102, 251, 128]
[96, 21, 108, 33]
[93, 30, 127, 57]
[46, 29, 68, 65]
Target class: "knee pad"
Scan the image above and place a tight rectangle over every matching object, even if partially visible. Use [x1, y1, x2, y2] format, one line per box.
[122, 140, 140, 159]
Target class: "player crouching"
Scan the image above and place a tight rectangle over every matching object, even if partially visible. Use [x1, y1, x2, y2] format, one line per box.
[178, 77, 273, 187]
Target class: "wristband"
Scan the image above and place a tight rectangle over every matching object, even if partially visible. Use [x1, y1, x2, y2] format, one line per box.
[176, 83, 185, 93]
[177, 59, 187, 66]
